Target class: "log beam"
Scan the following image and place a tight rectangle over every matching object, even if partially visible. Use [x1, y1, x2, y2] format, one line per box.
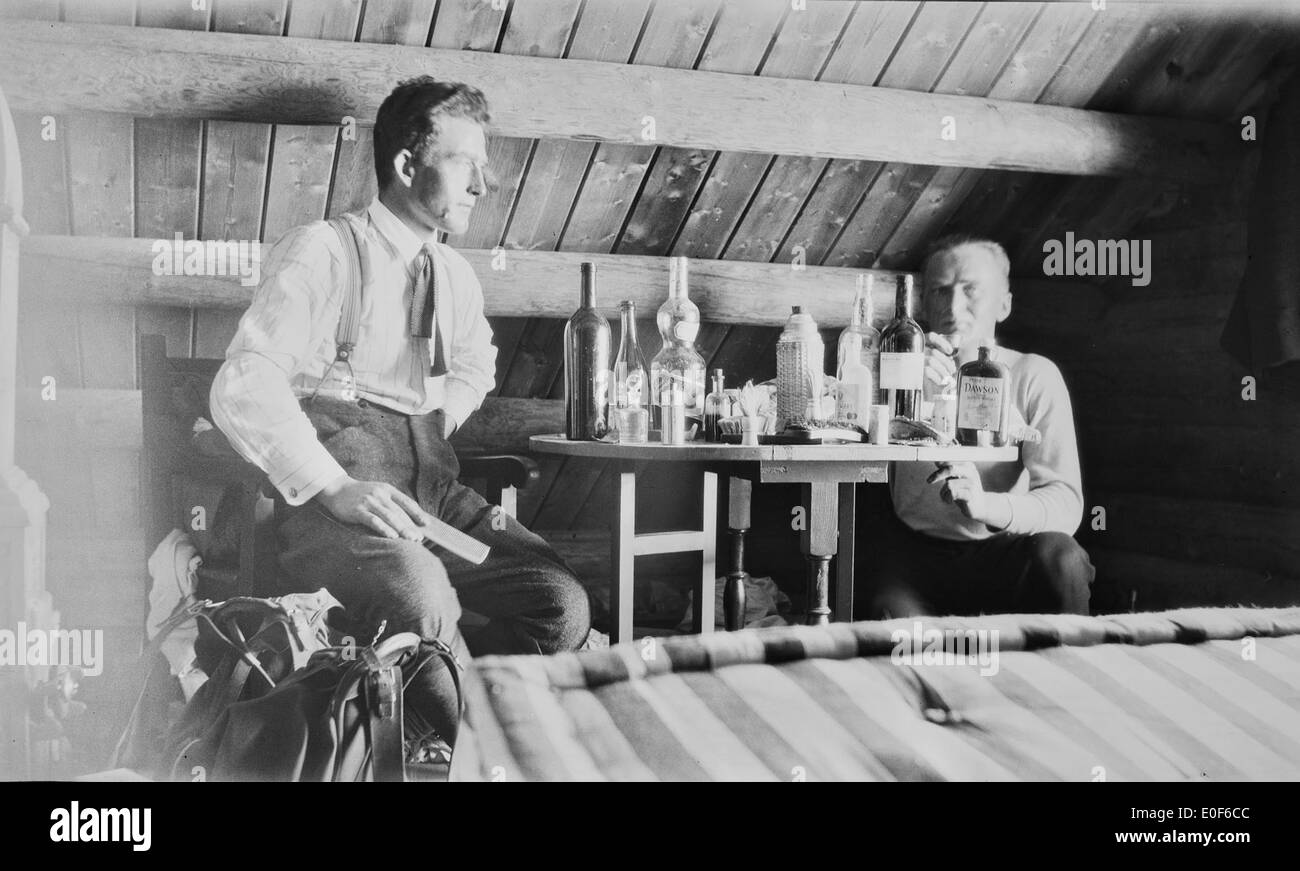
[20, 234, 913, 329]
[0, 21, 1232, 181]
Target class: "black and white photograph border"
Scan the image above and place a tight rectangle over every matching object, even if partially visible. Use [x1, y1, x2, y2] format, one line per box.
[0, 0, 1298, 796]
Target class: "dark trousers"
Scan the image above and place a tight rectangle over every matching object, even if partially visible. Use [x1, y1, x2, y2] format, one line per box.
[272, 397, 591, 741]
[854, 511, 1095, 620]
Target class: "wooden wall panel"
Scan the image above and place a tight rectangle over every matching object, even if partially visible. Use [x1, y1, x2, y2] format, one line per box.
[879, 3, 1099, 270]
[617, 0, 782, 263]
[445, 0, 581, 408]
[443, 0, 578, 255]
[505, 0, 650, 254]
[194, 2, 283, 371]
[13, 109, 78, 393]
[133, 0, 208, 366]
[65, 109, 136, 390]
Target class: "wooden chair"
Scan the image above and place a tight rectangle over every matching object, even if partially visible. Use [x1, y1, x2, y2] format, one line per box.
[139, 333, 539, 602]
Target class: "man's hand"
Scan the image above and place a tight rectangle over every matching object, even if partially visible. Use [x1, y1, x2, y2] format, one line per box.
[315, 474, 429, 541]
[928, 461, 995, 526]
[924, 332, 959, 393]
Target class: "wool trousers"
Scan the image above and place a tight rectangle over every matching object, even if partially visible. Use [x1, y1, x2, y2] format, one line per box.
[271, 396, 591, 742]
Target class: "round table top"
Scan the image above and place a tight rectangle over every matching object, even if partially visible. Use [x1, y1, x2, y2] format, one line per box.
[529, 434, 1019, 463]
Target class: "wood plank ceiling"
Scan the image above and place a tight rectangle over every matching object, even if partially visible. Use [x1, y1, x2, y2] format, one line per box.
[4, 0, 1294, 528]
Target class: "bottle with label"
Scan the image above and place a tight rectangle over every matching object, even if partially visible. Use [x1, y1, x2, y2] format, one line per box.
[563, 262, 611, 441]
[613, 300, 649, 443]
[776, 306, 825, 428]
[956, 345, 1011, 447]
[704, 369, 726, 442]
[879, 274, 924, 420]
[650, 256, 706, 431]
[837, 273, 882, 405]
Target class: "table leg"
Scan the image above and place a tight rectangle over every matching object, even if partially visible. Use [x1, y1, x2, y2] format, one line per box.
[694, 470, 718, 635]
[609, 465, 636, 644]
[724, 475, 752, 631]
[835, 482, 856, 623]
[800, 481, 838, 626]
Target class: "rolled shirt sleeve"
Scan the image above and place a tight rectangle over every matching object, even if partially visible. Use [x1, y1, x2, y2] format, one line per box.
[209, 223, 347, 506]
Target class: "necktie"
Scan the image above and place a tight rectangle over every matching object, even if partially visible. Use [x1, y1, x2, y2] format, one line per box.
[409, 242, 448, 377]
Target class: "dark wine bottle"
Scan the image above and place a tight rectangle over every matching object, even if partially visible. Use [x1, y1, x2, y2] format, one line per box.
[956, 345, 1011, 447]
[563, 263, 611, 440]
[879, 274, 924, 419]
[703, 369, 725, 442]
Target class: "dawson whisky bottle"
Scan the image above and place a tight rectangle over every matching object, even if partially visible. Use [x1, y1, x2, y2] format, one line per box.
[956, 345, 1011, 447]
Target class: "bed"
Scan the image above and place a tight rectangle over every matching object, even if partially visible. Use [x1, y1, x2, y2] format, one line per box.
[450, 607, 1300, 782]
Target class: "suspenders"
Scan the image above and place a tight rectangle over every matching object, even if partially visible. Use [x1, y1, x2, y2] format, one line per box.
[327, 214, 365, 365]
[307, 215, 365, 404]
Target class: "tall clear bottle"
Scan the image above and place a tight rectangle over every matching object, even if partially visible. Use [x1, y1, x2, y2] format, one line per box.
[878, 274, 925, 420]
[613, 300, 649, 443]
[837, 273, 882, 404]
[563, 262, 611, 440]
[650, 256, 706, 431]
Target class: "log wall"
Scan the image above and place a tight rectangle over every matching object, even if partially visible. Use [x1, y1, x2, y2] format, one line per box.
[1000, 152, 1300, 613]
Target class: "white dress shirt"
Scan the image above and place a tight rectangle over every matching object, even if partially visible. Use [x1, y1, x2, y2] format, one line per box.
[210, 198, 497, 506]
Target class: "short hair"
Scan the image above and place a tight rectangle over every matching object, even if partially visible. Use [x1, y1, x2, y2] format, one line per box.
[923, 234, 1011, 282]
[372, 77, 491, 191]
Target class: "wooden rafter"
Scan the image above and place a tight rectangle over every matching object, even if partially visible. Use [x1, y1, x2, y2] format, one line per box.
[0, 21, 1235, 181]
[21, 234, 911, 329]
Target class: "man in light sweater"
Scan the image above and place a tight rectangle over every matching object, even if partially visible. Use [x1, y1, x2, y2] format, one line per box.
[209, 78, 590, 746]
[860, 235, 1095, 617]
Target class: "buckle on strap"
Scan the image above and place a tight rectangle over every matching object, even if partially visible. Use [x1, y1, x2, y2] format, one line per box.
[372, 665, 400, 720]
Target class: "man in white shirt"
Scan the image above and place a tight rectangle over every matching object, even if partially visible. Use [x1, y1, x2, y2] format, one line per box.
[210, 78, 590, 745]
[859, 235, 1095, 618]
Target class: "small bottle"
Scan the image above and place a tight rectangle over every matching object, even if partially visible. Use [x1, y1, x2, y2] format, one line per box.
[956, 346, 1011, 447]
[563, 262, 611, 441]
[879, 274, 924, 420]
[704, 369, 726, 442]
[932, 390, 958, 441]
[837, 273, 882, 405]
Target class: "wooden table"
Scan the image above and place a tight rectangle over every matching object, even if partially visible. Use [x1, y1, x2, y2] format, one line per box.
[530, 435, 1018, 643]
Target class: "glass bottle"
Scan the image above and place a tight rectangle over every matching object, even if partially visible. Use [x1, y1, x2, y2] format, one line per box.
[613, 300, 649, 443]
[837, 273, 882, 405]
[563, 262, 611, 441]
[879, 274, 924, 420]
[956, 345, 1012, 447]
[776, 306, 825, 428]
[704, 369, 726, 442]
[650, 256, 706, 431]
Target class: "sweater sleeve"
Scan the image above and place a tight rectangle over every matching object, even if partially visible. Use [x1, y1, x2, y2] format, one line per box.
[991, 355, 1085, 536]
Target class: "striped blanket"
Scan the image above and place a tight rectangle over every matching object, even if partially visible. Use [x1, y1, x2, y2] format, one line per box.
[450, 608, 1300, 781]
